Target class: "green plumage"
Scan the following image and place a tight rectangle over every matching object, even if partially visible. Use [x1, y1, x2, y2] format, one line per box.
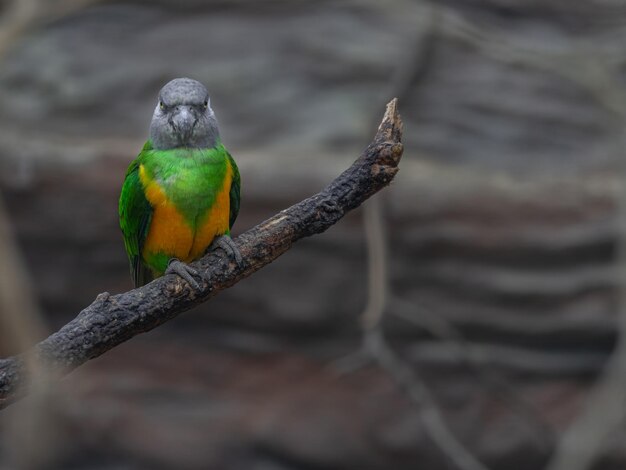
[119, 140, 240, 287]
[118, 152, 153, 286]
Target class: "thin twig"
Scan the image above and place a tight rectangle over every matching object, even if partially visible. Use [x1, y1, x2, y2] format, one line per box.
[366, 329, 489, 470]
[356, 4, 490, 470]
[0, 1, 101, 466]
[0, 0, 101, 62]
[0, 194, 59, 468]
[390, 297, 554, 450]
[0, 197, 46, 357]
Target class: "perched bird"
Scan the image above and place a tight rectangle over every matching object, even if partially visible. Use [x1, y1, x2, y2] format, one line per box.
[119, 78, 241, 288]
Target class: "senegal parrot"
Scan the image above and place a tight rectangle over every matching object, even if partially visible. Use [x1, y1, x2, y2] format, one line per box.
[119, 78, 241, 288]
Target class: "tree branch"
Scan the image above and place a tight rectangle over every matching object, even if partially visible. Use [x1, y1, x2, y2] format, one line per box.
[0, 99, 404, 410]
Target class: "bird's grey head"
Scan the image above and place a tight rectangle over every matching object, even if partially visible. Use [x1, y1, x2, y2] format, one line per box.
[149, 78, 220, 150]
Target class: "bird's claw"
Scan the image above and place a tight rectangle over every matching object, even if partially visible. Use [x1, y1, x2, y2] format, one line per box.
[165, 258, 201, 289]
[212, 235, 243, 267]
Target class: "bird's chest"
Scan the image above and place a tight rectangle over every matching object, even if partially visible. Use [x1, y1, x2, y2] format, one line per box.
[159, 168, 216, 219]
[140, 159, 231, 263]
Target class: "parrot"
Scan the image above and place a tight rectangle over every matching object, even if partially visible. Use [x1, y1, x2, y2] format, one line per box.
[118, 78, 241, 288]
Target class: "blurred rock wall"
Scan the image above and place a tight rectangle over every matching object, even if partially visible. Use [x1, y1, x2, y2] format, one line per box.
[1, 1, 625, 469]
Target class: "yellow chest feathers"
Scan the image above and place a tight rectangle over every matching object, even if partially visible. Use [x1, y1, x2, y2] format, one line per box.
[138, 163, 232, 262]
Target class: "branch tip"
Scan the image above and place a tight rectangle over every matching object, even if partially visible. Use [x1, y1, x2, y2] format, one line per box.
[377, 98, 403, 145]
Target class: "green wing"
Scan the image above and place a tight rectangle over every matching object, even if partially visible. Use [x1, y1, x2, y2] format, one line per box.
[119, 144, 154, 287]
[227, 151, 240, 229]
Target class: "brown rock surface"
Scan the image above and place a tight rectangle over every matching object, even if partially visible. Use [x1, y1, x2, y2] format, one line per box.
[0, 0, 624, 468]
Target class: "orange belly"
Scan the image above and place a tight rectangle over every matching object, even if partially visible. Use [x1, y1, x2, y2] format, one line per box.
[139, 163, 232, 267]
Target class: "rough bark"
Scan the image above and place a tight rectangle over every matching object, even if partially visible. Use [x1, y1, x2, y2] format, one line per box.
[0, 100, 403, 410]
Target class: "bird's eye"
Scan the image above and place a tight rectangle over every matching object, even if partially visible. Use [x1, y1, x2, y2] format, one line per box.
[159, 101, 164, 110]
[203, 100, 208, 109]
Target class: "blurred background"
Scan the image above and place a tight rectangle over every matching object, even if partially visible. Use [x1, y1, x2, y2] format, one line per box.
[0, 0, 625, 469]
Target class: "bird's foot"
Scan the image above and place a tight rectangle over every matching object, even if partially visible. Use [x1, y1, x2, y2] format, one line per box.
[165, 258, 201, 289]
[210, 235, 243, 267]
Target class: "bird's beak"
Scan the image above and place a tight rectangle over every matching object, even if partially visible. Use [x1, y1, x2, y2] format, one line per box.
[172, 106, 196, 142]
